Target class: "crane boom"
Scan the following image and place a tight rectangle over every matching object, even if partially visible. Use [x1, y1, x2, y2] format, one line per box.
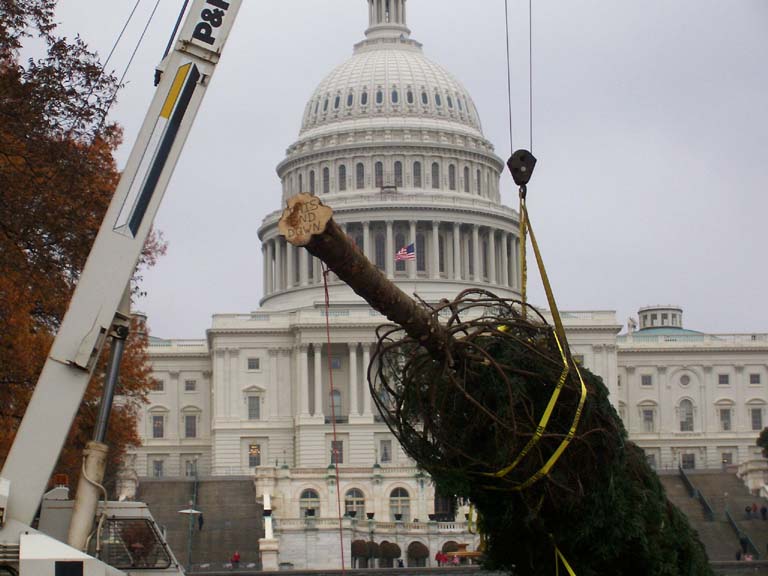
[0, 0, 241, 533]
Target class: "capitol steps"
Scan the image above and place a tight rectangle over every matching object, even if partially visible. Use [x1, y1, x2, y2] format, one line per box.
[658, 474, 741, 561]
[138, 477, 264, 571]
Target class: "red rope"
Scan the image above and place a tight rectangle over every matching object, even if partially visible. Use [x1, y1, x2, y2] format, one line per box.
[322, 264, 346, 572]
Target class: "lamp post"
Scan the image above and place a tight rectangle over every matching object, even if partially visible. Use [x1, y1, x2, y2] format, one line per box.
[178, 506, 202, 570]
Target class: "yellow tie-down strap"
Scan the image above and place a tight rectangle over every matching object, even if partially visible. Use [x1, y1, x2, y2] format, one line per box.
[483, 196, 587, 492]
[555, 544, 577, 576]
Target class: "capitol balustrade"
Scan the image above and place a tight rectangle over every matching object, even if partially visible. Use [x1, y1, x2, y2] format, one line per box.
[619, 332, 768, 346]
[275, 517, 468, 534]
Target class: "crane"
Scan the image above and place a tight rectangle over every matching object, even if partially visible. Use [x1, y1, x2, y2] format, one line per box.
[0, 1, 242, 574]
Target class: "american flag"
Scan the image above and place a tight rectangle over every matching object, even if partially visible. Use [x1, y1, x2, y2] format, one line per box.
[395, 243, 416, 261]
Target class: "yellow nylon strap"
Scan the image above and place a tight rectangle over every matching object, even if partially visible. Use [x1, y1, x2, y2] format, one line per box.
[466, 505, 476, 534]
[555, 546, 577, 576]
[485, 193, 588, 490]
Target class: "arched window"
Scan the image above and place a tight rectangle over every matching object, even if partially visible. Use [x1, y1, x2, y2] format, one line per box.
[413, 162, 422, 188]
[390, 488, 410, 521]
[435, 93, 442, 107]
[448, 164, 456, 190]
[421, 91, 429, 105]
[345, 489, 366, 518]
[356, 163, 365, 189]
[416, 233, 425, 272]
[464, 166, 470, 193]
[338, 165, 347, 191]
[347, 92, 354, 107]
[407, 90, 414, 104]
[457, 94, 463, 111]
[375, 233, 386, 270]
[391, 89, 399, 104]
[298, 173, 303, 192]
[375, 161, 384, 188]
[431, 162, 440, 189]
[323, 98, 329, 112]
[300, 489, 320, 517]
[334, 95, 340, 110]
[314, 100, 320, 114]
[395, 232, 406, 272]
[309, 170, 316, 194]
[361, 91, 369, 106]
[394, 161, 403, 187]
[679, 399, 694, 432]
[476, 169, 482, 196]
[447, 96, 454, 109]
[376, 90, 383, 105]
[322, 167, 330, 194]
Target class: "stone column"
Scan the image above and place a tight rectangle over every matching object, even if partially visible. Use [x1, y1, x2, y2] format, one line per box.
[286, 243, 294, 289]
[262, 244, 268, 295]
[314, 344, 324, 419]
[313, 256, 321, 284]
[299, 345, 310, 416]
[453, 222, 461, 281]
[362, 344, 372, 416]
[488, 228, 497, 284]
[472, 225, 481, 282]
[349, 344, 359, 417]
[274, 237, 283, 292]
[501, 232, 509, 287]
[299, 248, 308, 287]
[409, 220, 417, 279]
[363, 221, 371, 259]
[386, 220, 394, 279]
[431, 221, 440, 279]
[266, 240, 274, 295]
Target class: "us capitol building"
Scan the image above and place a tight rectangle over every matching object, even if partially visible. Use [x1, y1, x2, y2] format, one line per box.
[122, 0, 768, 569]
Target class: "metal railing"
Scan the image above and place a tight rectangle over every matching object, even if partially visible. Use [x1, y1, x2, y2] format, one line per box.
[725, 509, 761, 559]
[678, 466, 715, 521]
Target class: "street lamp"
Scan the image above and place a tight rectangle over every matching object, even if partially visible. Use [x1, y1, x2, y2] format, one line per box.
[178, 506, 202, 569]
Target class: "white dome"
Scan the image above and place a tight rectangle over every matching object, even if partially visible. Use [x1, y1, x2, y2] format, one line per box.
[299, 39, 484, 141]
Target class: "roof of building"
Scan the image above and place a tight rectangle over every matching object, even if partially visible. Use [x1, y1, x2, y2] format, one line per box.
[635, 327, 706, 337]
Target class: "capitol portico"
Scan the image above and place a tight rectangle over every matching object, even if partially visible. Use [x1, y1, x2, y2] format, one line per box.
[123, 0, 768, 569]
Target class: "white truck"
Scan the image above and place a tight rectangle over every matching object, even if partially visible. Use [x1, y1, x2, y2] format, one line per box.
[0, 1, 241, 574]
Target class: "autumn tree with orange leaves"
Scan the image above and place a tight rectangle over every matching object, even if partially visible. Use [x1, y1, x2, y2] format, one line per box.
[0, 0, 164, 494]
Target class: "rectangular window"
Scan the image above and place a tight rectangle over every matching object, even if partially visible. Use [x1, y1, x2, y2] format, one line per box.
[721, 452, 733, 466]
[331, 440, 344, 464]
[681, 453, 695, 470]
[184, 459, 197, 477]
[152, 460, 164, 478]
[184, 379, 197, 392]
[719, 409, 731, 431]
[152, 415, 164, 439]
[247, 358, 260, 371]
[248, 396, 261, 420]
[751, 408, 763, 431]
[330, 357, 342, 370]
[718, 374, 730, 385]
[750, 374, 761, 385]
[249, 444, 261, 468]
[184, 414, 197, 438]
[641, 375, 653, 386]
[152, 379, 164, 392]
[642, 409, 655, 432]
[380, 439, 392, 463]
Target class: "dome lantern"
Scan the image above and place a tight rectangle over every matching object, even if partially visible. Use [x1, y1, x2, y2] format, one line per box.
[365, 0, 410, 40]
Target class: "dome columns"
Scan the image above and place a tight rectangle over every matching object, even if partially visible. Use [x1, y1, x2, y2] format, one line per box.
[366, 0, 410, 40]
[260, 220, 521, 299]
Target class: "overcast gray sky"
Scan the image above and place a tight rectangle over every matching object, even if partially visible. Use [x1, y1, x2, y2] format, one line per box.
[49, 1, 768, 338]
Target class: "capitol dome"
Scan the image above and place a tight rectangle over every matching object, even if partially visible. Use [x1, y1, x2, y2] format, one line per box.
[259, 0, 522, 309]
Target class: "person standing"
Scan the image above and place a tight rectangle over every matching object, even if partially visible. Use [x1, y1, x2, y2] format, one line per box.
[231, 551, 241, 569]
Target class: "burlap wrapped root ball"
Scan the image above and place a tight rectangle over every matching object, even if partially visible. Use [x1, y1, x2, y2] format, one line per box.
[370, 290, 712, 576]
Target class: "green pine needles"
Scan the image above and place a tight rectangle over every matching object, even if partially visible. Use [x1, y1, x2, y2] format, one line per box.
[370, 289, 712, 576]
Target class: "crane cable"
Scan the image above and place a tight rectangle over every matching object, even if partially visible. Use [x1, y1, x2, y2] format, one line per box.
[503, 0, 535, 153]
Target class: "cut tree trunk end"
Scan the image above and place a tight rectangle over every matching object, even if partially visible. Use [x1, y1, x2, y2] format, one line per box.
[278, 193, 451, 360]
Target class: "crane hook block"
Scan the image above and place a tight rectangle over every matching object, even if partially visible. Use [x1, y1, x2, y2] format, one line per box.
[507, 149, 537, 187]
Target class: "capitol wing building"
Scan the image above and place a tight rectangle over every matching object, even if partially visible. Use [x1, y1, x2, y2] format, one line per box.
[124, 0, 768, 569]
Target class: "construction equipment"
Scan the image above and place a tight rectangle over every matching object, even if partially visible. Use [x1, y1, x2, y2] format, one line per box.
[0, 1, 241, 574]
